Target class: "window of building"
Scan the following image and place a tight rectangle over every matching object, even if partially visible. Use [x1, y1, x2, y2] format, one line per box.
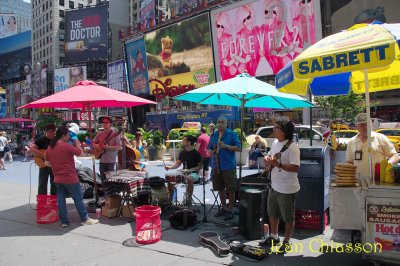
[50, 22, 52, 30]
[79, 4, 83, 8]
[59, 21, 64, 30]
[59, 0, 64, 6]
[59, 45, 64, 53]
[60, 57, 64, 65]
[59, 10, 64, 18]
[69, 1, 74, 9]
[46, 13, 48, 20]
[59, 33, 64, 41]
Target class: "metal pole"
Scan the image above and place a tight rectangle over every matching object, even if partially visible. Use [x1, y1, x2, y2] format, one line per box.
[88, 103, 99, 204]
[364, 69, 373, 184]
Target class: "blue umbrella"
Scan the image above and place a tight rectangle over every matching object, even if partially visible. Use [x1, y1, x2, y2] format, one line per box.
[175, 72, 314, 178]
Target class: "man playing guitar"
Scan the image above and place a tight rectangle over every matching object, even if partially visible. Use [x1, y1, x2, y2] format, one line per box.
[29, 124, 57, 195]
[92, 117, 122, 196]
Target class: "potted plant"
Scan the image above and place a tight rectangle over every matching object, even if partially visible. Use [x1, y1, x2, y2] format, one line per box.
[138, 128, 155, 160]
[152, 130, 166, 160]
[234, 128, 250, 166]
[167, 129, 182, 160]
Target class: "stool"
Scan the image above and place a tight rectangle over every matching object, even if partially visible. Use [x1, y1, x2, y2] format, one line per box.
[208, 189, 221, 215]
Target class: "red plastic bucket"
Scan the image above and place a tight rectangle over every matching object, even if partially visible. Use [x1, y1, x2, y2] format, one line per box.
[135, 205, 161, 244]
[36, 195, 58, 224]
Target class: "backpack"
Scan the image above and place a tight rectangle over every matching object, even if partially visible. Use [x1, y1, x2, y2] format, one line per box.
[168, 208, 197, 230]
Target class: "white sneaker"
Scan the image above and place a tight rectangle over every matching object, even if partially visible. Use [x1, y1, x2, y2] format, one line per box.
[81, 217, 99, 225]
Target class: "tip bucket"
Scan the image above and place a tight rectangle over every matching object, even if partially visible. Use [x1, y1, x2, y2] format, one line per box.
[135, 205, 161, 244]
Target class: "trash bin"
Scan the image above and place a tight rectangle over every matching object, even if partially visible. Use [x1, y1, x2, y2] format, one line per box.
[148, 146, 157, 161]
[135, 205, 161, 244]
[36, 194, 58, 224]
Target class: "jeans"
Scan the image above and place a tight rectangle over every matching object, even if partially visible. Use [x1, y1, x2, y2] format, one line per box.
[38, 167, 56, 195]
[55, 182, 88, 224]
[249, 150, 263, 161]
[99, 163, 115, 196]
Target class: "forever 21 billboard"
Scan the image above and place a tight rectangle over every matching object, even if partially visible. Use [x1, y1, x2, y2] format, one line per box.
[64, 5, 108, 64]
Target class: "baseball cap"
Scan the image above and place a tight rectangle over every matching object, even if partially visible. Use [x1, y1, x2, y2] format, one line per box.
[68, 123, 79, 134]
[355, 113, 368, 124]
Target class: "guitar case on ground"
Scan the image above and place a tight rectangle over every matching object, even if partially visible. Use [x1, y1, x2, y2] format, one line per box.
[199, 231, 230, 257]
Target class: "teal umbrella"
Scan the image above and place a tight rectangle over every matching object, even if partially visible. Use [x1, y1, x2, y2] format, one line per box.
[175, 72, 314, 178]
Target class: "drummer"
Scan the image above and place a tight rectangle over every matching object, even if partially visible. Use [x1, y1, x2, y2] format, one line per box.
[346, 113, 399, 179]
[165, 135, 202, 206]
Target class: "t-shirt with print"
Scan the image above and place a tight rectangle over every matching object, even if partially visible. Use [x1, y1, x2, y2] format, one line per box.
[93, 130, 121, 163]
[45, 142, 82, 184]
[178, 149, 202, 172]
[269, 139, 300, 194]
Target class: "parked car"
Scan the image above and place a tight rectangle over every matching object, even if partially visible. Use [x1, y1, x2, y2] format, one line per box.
[333, 130, 358, 144]
[255, 125, 323, 147]
[376, 128, 400, 152]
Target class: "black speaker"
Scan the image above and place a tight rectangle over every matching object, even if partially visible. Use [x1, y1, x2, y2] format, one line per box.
[239, 186, 267, 240]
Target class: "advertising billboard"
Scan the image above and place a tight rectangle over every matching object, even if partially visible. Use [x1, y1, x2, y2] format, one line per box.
[125, 38, 150, 96]
[144, 13, 215, 98]
[140, 0, 156, 30]
[54, 66, 87, 93]
[107, 60, 126, 116]
[107, 60, 125, 92]
[331, 0, 400, 33]
[64, 6, 108, 64]
[0, 14, 17, 39]
[0, 31, 31, 80]
[210, 0, 320, 79]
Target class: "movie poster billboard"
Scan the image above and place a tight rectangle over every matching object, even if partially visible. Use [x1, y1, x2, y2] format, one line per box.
[210, 0, 321, 80]
[140, 0, 156, 30]
[331, 0, 400, 33]
[0, 31, 31, 80]
[64, 6, 108, 64]
[107, 60, 126, 117]
[0, 14, 17, 39]
[107, 60, 125, 92]
[144, 13, 215, 99]
[125, 38, 150, 96]
[54, 66, 87, 93]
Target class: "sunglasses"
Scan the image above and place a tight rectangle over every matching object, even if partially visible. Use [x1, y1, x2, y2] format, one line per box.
[301, 0, 311, 3]
[242, 14, 251, 24]
[265, 10, 278, 15]
[216, 24, 224, 29]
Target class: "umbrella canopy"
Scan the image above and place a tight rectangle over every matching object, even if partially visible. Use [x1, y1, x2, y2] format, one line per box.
[175, 72, 314, 180]
[276, 23, 400, 96]
[0, 118, 37, 123]
[19, 80, 156, 109]
[275, 22, 400, 181]
[175, 72, 313, 109]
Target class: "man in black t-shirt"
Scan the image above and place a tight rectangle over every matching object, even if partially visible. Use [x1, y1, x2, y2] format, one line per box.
[29, 124, 56, 195]
[165, 135, 202, 205]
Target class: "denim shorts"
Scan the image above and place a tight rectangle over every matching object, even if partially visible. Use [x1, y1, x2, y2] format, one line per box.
[267, 189, 297, 223]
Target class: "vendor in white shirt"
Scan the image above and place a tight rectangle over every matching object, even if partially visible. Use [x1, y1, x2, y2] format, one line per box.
[346, 113, 399, 179]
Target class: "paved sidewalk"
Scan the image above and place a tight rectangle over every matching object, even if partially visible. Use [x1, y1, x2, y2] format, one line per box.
[0, 156, 373, 266]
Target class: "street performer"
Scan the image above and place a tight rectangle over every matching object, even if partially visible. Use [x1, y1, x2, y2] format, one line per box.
[165, 135, 202, 206]
[93, 116, 122, 196]
[29, 124, 57, 195]
[261, 119, 300, 255]
[208, 116, 240, 221]
[346, 113, 399, 179]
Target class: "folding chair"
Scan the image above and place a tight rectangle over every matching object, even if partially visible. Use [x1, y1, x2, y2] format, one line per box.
[208, 188, 221, 215]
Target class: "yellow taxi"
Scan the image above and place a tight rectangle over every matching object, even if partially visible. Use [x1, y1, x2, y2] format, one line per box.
[376, 128, 400, 152]
[166, 122, 201, 149]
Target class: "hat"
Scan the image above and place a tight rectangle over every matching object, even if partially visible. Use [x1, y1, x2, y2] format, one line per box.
[355, 113, 368, 124]
[68, 123, 79, 134]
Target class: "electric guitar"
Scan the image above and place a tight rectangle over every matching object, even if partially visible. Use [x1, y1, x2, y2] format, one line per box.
[33, 149, 47, 168]
[93, 130, 121, 159]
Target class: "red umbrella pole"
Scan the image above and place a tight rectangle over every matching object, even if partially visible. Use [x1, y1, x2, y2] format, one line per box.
[88, 104, 99, 206]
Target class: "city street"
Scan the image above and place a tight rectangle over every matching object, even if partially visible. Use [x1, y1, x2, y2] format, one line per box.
[0, 154, 375, 266]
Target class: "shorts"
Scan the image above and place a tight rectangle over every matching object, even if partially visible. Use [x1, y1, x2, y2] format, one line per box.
[202, 157, 210, 171]
[212, 169, 237, 192]
[267, 188, 297, 223]
[0, 151, 4, 159]
[187, 172, 200, 183]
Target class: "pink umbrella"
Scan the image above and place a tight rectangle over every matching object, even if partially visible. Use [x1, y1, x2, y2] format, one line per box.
[19, 80, 156, 206]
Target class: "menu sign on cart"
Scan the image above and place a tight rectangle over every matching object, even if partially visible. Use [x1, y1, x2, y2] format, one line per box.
[367, 204, 400, 252]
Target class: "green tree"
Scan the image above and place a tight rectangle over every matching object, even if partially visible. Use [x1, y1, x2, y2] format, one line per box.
[314, 92, 365, 122]
[35, 114, 63, 131]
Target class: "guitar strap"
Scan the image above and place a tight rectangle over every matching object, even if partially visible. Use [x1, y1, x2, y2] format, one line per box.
[103, 130, 114, 145]
[279, 140, 293, 155]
